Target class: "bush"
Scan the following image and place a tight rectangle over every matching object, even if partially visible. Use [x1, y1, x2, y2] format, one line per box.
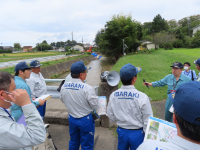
[173, 40, 184, 48]
[0, 49, 12, 53]
[66, 51, 72, 55]
[45, 50, 47, 52]
[163, 42, 173, 50]
[85, 52, 91, 55]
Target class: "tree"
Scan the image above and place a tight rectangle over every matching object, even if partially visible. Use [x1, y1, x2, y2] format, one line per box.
[14, 43, 21, 49]
[36, 43, 52, 51]
[98, 14, 138, 61]
[167, 19, 178, 29]
[142, 22, 152, 35]
[42, 40, 48, 44]
[151, 14, 168, 33]
[94, 30, 102, 46]
[50, 42, 56, 46]
[152, 32, 176, 49]
[136, 23, 143, 40]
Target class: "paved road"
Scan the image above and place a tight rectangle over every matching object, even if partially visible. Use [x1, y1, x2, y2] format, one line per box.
[0, 54, 80, 69]
[48, 125, 118, 150]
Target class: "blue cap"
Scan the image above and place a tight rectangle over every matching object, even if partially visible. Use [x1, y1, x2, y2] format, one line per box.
[170, 62, 183, 69]
[15, 61, 30, 72]
[194, 58, 200, 66]
[71, 61, 91, 74]
[169, 81, 200, 126]
[120, 63, 142, 80]
[30, 60, 42, 68]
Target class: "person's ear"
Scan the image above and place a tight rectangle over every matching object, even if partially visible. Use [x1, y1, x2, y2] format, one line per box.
[173, 114, 178, 125]
[0, 90, 5, 101]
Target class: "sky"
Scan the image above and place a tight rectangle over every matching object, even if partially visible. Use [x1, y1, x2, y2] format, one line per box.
[0, 0, 200, 47]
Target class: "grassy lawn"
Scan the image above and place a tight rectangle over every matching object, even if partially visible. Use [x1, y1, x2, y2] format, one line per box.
[0, 54, 90, 75]
[0, 51, 66, 62]
[111, 48, 200, 101]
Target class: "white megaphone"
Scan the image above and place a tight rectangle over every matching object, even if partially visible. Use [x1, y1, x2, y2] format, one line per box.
[100, 71, 120, 86]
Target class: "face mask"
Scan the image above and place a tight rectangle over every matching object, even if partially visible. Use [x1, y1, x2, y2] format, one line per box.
[3, 91, 15, 106]
[184, 67, 189, 70]
[3, 99, 14, 106]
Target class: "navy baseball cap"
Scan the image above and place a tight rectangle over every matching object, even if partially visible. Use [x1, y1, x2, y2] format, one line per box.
[15, 62, 30, 72]
[120, 63, 142, 80]
[30, 60, 42, 68]
[194, 58, 200, 66]
[71, 61, 91, 74]
[169, 81, 200, 126]
[170, 62, 183, 69]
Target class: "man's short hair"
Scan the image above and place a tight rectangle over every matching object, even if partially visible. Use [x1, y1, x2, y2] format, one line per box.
[184, 62, 191, 66]
[0, 72, 14, 91]
[71, 70, 86, 79]
[174, 110, 200, 142]
[121, 75, 137, 85]
[15, 68, 30, 76]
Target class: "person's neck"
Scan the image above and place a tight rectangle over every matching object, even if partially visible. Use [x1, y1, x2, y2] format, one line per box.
[174, 74, 181, 80]
[33, 71, 39, 74]
[186, 69, 190, 72]
[177, 132, 200, 145]
[18, 75, 25, 81]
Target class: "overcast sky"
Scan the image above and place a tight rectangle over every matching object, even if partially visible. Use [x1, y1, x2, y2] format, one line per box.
[0, 0, 200, 47]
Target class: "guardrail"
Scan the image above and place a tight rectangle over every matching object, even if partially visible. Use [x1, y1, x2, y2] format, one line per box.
[45, 79, 99, 98]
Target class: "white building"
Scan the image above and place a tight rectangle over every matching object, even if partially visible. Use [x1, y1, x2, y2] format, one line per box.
[70, 45, 84, 52]
[192, 24, 200, 37]
[137, 41, 157, 50]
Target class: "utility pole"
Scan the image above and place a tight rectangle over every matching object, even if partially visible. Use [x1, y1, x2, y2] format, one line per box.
[122, 39, 124, 59]
[82, 37, 83, 44]
[72, 31, 74, 50]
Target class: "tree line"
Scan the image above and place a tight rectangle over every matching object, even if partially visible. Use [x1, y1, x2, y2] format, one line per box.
[94, 13, 200, 60]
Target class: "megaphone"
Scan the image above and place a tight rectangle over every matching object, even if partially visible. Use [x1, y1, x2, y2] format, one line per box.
[100, 71, 120, 86]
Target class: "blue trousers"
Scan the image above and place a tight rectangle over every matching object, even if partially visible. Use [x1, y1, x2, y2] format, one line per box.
[68, 113, 95, 150]
[37, 101, 46, 117]
[165, 98, 173, 122]
[117, 127, 144, 150]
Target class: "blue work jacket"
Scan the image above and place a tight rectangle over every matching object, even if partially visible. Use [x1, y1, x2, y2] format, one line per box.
[152, 74, 191, 95]
[11, 76, 40, 121]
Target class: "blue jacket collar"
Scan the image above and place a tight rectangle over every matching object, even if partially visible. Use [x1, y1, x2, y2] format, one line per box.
[15, 76, 26, 83]
[171, 74, 184, 81]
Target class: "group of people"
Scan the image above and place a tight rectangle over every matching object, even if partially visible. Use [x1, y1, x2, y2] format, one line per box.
[0, 58, 200, 150]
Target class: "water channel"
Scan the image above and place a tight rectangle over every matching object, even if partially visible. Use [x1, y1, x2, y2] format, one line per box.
[47, 57, 115, 86]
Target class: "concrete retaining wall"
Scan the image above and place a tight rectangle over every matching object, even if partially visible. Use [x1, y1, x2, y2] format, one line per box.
[41, 55, 94, 78]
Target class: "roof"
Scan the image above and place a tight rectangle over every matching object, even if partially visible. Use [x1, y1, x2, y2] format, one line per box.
[141, 41, 153, 44]
[3, 46, 13, 48]
[23, 46, 32, 49]
[192, 24, 200, 30]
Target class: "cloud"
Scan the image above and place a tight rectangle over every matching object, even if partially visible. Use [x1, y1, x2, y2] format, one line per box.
[0, 0, 200, 46]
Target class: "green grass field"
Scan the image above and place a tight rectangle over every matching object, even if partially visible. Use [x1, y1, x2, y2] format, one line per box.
[0, 54, 90, 75]
[111, 48, 200, 101]
[0, 51, 66, 62]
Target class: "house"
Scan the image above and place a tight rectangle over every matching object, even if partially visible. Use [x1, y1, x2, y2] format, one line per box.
[23, 46, 32, 52]
[83, 43, 91, 48]
[3, 46, 13, 51]
[58, 47, 65, 52]
[52, 46, 57, 50]
[137, 41, 157, 50]
[192, 24, 200, 37]
[69, 45, 84, 52]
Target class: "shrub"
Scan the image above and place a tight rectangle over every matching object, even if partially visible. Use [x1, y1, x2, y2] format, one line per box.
[45, 50, 47, 52]
[85, 52, 91, 55]
[163, 42, 173, 50]
[173, 39, 184, 48]
[0, 49, 12, 53]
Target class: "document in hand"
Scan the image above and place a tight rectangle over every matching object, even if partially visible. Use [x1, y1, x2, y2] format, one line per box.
[144, 116, 177, 142]
[35, 94, 52, 102]
[97, 96, 107, 115]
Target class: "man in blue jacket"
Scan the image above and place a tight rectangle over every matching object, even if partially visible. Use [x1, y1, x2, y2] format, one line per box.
[11, 61, 46, 121]
[143, 62, 191, 122]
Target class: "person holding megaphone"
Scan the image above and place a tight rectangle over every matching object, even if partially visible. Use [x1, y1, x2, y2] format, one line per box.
[107, 63, 153, 150]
